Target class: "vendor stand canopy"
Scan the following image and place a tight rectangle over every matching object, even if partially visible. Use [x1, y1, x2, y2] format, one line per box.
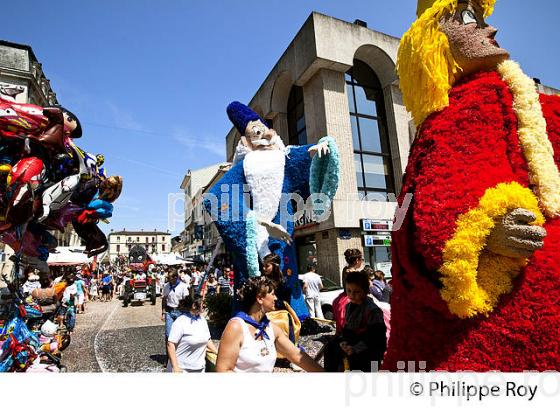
[47, 247, 94, 266]
[153, 253, 193, 265]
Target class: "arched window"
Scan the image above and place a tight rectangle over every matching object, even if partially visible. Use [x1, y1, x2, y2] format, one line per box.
[287, 85, 307, 146]
[346, 60, 395, 201]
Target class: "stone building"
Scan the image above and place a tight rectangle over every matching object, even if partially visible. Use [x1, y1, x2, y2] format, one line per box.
[0, 40, 58, 105]
[108, 230, 171, 262]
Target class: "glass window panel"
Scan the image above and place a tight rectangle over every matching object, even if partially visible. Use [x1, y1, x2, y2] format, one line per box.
[351, 116, 360, 151]
[358, 117, 382, 153]
[364, 87, 379, 117]
[357, 189, 367, 200]
[297, 130, 307, 146]
[374, 246, 391, 263]
[295, 102, 305, 118]
[346, 84, 355, 114]
[354, 153, 365, 189]
[362, 155, 388, 190]
[345, 72, 353, 82]
[296, 116, 306, 133]
[355, 85, 377, 116]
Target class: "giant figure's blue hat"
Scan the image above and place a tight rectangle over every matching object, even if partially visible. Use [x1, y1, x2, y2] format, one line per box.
[226, 101, 265, 135]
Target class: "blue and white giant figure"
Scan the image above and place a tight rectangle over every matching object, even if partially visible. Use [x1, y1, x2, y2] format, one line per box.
[204, 101, 339, 319]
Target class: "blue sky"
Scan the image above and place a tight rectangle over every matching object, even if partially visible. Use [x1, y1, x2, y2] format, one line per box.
[2, 0, 558, 235]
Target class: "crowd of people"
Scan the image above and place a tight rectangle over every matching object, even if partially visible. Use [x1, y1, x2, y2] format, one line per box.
[162, 249, 393, 373]
[16, 253, 392, 373]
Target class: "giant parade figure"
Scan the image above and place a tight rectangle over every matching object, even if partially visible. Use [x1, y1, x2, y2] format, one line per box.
[384, 0, 560, 371]
[204, 102, 339, 320]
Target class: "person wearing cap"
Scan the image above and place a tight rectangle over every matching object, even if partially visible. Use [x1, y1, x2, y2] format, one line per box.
[386, 0, 560, 371]
[203, 101, 340, 320]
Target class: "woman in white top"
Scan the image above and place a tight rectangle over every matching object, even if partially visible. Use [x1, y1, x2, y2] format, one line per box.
[216, 277, 323, 373]
[167, 295, 218, 373]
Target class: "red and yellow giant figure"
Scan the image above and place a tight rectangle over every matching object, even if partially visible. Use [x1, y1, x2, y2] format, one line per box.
[384, 0, 560, 371]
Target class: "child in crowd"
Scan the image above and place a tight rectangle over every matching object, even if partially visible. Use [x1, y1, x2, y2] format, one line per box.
[325, 270, 386, 372]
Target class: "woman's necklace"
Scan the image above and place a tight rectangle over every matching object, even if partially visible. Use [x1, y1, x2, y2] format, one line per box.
[250, 313, 270, 357]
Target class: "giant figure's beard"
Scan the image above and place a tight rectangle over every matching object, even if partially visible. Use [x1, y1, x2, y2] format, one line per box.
[233, 133, 286, 165]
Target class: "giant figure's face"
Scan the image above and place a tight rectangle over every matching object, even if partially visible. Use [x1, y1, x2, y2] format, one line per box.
[244, 120, 281, 151]
[440, 0, 509, 78]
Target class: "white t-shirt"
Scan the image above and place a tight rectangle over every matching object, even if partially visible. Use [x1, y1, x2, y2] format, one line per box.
[163, 281, 190, 308]
[167, 315, 211, 371]
[301, 272, 323, 298]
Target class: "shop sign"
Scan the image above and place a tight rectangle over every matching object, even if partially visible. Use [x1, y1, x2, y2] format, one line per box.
[364, 234, 391, 247]
[295, 209, 318, 230]
[362, 219, 393, 232]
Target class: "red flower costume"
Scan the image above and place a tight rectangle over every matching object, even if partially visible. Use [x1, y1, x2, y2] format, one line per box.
[383, 70, 560, 371]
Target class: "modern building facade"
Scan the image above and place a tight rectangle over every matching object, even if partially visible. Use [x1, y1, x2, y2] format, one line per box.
[108, 230, 171, 262]
[223, 13, 412, 284]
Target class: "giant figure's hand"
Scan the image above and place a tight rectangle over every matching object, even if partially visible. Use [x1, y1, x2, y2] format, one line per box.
[487, 208, 547, 258]
[308, 141, 330, 158]
[258, 219, 292, 245]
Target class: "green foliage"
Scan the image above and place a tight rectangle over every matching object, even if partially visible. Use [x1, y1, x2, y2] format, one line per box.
[204, 292, 232, 326]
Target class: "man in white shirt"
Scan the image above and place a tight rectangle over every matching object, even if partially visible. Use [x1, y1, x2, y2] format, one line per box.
[300, 265, 324, 319]
[162, 270, 190, 339]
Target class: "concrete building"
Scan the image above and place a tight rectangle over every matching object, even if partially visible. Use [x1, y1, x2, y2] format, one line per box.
[179, 163, 229, 260]
[222, 13, 411, 284]
[108, 230, 171, 262]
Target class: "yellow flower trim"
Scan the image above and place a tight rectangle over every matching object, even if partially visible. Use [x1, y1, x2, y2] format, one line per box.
[498, 60, 560, 218]
[439, 182, 544, 318]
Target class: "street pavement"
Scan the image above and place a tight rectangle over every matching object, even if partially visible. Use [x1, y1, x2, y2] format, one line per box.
[63, 297, 166, 372]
